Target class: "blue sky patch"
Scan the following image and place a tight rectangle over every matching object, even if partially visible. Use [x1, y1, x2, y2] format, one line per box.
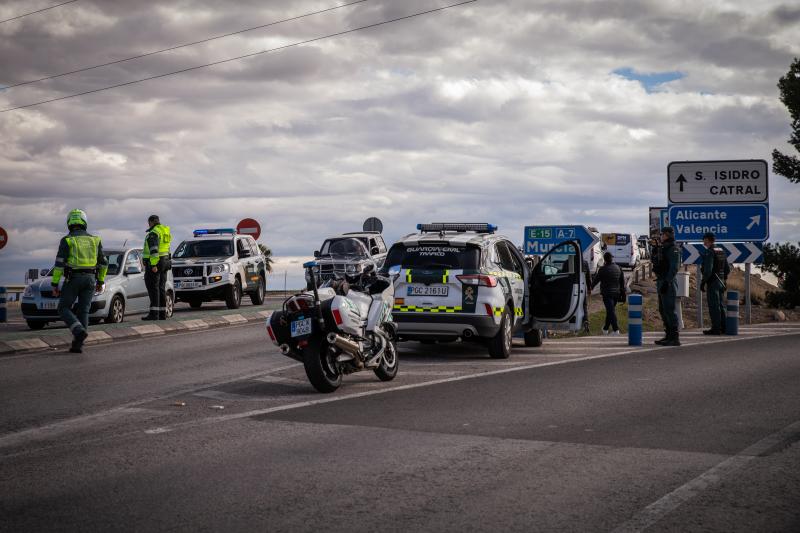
[613, 67, 685, 92]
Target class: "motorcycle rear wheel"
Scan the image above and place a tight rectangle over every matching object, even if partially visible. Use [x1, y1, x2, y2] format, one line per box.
[374, 338, 398, 382]
[302, 335, 342, 393]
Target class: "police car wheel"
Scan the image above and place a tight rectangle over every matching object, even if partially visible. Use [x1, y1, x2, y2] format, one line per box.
[524, 329, 543, 347]
[104, 295, 125, 324]
[249, 275, 265, 305]
[166, 292, 174, 318]
[488, 307, 512, 359]
[26, 320, 47, 330]
[189, 300, 202, 309]
[225, 279, 242, 309]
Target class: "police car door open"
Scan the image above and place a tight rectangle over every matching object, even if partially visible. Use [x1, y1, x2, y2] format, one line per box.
[530, 240, 583, 328]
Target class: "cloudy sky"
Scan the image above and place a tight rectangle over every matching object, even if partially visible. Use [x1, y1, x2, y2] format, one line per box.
[1, 0, 799, 288]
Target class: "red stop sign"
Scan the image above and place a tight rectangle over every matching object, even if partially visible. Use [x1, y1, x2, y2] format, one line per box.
[236, 218, 261, 241]
[0, 227, 7, 250]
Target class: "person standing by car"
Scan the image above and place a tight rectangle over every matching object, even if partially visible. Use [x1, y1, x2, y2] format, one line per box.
[700, 232, 730, 335]
[142, 215, 172, 320]
[51, 209, 108, 353]
[654, 227, 681, 346]
[592, 252, 626, 335]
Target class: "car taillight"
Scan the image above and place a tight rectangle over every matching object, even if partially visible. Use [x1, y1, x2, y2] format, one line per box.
[332, 308, 343, 325]
[484, 303, 494, 317]
[457, 274, 497, 287]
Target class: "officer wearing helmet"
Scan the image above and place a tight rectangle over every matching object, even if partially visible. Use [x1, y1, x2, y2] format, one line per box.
[142, 214, 172, 320]
[51, 209, 108, 353]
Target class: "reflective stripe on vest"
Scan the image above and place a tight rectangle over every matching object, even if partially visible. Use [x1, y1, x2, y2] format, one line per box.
[65, 235, 100, 268]
[143, 225, 172, 260]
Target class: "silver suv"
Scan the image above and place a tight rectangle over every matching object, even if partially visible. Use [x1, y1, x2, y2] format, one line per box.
[306, 231, 388, 289]
[171, 228, 268, 309]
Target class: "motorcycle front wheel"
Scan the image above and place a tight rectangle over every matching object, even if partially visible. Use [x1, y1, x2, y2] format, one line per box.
[302, 335, 342, 393]
[374, 338, 398, 382]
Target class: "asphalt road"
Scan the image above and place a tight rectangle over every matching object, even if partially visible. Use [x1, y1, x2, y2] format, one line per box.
[1, 323, 799, 532]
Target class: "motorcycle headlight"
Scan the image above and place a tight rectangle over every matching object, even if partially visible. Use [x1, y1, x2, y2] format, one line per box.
[210, 264, 229, 274]
[23, 285, 34, 297]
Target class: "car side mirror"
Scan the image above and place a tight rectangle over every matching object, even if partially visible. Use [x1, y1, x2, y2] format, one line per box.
[370, 246, 380, 255]
[124, 265, 142, 275]
[40, 268, 50, 276]
[313, 250, 321, 258]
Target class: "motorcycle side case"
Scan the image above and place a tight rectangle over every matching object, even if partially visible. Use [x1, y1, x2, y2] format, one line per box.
[327, 295, 365, 337]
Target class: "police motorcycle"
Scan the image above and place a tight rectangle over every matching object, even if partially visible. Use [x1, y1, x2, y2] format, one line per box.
[265, 244, 398, 393]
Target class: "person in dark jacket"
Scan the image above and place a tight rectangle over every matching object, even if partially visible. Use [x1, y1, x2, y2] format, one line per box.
[591, 252, 626, 335]
[700, 232, 730, 335]
[654, 227, 681, 346]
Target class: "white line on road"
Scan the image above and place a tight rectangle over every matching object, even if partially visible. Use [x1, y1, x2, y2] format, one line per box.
[612, 420, 800, 533]
[142, 330, 800, 437]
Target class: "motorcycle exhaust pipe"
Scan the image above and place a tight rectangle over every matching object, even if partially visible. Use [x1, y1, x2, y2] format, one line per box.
[279, 344, 292, 355]
[326, 332, 361, 357]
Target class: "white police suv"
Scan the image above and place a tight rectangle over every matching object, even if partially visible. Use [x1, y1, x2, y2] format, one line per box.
[171, 228, 268, 309]
[384, 223, 588, 358]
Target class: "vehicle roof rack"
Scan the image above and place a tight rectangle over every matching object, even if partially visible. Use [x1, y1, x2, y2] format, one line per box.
[342, 231, 381, 235]
[193, 228, 236, 237]
[417, 223, 497, 234]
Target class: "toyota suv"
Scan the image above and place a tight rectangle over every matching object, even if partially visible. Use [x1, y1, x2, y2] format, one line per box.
[171, 228, 268, 309]
[306, 231, 388, 289]
[383, 223, 588, 358]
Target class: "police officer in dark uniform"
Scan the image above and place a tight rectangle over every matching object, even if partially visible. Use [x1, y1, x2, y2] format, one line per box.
[654, 227, 681, 346]
[700, 232, 730, 335]
[142, 215, 172, 320]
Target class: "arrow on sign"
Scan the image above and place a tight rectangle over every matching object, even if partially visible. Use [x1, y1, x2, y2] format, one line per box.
[681, 242, 763, 265]
[746, 215, 761, 230]
[683, 245, 702, 265]
[675, 174, 687, 192]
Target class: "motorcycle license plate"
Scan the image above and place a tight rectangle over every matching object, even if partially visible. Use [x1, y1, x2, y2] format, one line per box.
[291, 318, 313, 337]
[407, 285, 448, 297]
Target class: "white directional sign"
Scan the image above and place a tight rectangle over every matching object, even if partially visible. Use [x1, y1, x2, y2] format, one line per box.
[668, 160, 768, 204]
[681, 242, 763, 265]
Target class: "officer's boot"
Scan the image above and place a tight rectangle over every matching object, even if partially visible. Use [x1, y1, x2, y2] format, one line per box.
[663, 327, 681, 347]
[142, 312, 158, 321]
[158, 311, 167, 320]
[655, 330, 669, 345]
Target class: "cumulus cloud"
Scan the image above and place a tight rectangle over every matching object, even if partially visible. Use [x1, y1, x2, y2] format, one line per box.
[1, 0, 799, 287]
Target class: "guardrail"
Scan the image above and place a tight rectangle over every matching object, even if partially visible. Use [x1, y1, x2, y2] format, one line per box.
[628, 261, 650, 290]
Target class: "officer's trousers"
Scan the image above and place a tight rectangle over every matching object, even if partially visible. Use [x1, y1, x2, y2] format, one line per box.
[657, 279, 678, 332]
[144, 257, 170, 318]
[706, 279, 726, 332]
[57, 273, 95, 339]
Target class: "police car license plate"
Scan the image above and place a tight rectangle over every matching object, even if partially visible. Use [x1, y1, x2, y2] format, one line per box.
[291, 318, 312, 337]
[407, 285, 448, 297]
[40, 301, 58, 310]
[177, 281, 201, 289]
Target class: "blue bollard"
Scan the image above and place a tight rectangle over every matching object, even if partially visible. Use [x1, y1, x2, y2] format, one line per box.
[726, 290, 739, 336]
[627, 293, 643, 346]
[0, 287, 6, 323]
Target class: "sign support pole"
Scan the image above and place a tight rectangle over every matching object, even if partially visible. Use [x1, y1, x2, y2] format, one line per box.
[696, 264, 703, 329]
[744, 263, 752, 325]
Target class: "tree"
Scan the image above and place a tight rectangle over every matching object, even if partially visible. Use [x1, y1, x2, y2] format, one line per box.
[257, 243, 274, 273]
[762, 242, 800, 308]
[772, 58, 800, 183]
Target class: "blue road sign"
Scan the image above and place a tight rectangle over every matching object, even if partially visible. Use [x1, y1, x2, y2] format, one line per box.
[668, 203, 768, 242]
[681, 242, 763, 265]
[524, 225, 599, 255]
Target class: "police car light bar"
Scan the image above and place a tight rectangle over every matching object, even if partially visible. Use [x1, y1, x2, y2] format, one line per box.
[417, 223, 497, 234]
[193, 228, 237, 236]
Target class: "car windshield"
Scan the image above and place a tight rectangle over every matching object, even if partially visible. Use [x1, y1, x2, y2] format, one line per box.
[105, 252, 124, 276]
[173, 239, 234, 258]
[320, 238, 369, 258]
[383, 244, 481, 270]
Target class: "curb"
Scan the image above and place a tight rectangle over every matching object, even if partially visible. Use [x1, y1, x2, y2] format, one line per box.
[0, 310, 272, 356]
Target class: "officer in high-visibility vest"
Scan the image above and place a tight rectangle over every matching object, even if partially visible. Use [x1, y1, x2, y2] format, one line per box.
[142, 215, 172, 320]
[51, 209, 108, 353]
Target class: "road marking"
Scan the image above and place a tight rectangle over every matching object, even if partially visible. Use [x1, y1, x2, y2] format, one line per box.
[141, 330, 800, 436]
[0, 361, 303, 453]
[612, 420, 800, 533]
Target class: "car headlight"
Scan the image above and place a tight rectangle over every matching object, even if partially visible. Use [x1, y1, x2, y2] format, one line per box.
[346, 264, 362, 274]
[23, 285, 34, 297]
[210, 264, 229, 274]
[312, 266, 320, 273]
[94, 283, 106, 295]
